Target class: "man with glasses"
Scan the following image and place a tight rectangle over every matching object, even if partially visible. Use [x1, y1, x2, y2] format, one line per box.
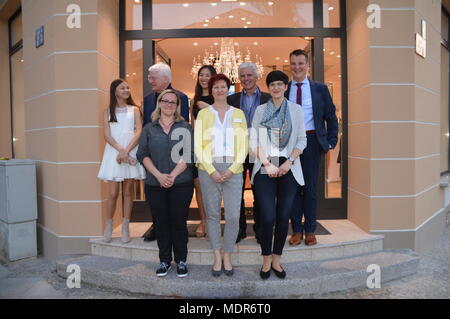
[142, 63, 190, 242]
[143, 63, 190, 125]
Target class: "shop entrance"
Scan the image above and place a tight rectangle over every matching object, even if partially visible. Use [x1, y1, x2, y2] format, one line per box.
[119, 0, 348, 227]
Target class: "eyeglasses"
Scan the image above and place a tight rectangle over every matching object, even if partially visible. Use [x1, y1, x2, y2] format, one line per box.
[160, 99, 177, 106]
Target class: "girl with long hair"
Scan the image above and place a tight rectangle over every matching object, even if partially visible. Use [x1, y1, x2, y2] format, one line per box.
[98, 79, 145, 243]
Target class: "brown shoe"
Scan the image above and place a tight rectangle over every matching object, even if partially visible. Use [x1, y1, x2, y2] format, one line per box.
[305, 233, 317, 246]
[289, 232, 304, 246]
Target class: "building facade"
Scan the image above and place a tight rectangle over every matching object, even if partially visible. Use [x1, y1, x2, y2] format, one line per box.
[0, 0, 449, 261]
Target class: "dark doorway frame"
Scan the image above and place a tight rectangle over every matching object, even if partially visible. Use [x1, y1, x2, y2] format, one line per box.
[119, 0, 348, 220]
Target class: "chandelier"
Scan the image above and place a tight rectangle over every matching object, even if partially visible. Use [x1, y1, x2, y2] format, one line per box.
[191, 38, 264, 83]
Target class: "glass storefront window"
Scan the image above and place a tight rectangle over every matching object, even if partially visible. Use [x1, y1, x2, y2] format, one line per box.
[323, 38, 342, 198]
[152, 0, 314, 30]
[153, 37, 311, 97]
[11, 49, 25, 159]
[124, 40, 144, 106]
[10, 12, 22, 46]
[323, 0, 340, 28]
[125, 0, 143, 30]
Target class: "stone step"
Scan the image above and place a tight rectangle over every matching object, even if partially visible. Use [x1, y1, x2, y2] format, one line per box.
[90, 220, 384, 265]
[90, 236, 384, 265]
[56, 250, 420, 298]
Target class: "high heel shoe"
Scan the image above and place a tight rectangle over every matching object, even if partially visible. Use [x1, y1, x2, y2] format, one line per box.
[211, 265, 222, 277]
[223, 262, 234, 277]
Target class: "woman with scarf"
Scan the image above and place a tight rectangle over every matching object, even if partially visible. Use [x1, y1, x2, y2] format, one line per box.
[249, 70, 307, 280]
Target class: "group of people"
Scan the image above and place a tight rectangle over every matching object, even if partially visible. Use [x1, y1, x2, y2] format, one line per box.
[97, 49, 339, 280]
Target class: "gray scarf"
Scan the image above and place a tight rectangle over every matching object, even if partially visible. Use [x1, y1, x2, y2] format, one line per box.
[260, 98, 292, 150]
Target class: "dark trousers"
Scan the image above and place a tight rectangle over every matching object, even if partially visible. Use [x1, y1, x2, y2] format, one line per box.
[239, 156, 258, 235]
[290, 134, 323, 234]
[253, 160, 299, 256]
[145, 182, 194, 264]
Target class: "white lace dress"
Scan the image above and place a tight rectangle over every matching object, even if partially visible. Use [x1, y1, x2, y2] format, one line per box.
[97, 106, 146, 182]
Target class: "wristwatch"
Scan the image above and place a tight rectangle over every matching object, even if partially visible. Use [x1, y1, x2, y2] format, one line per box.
[288, 156, 295, 164]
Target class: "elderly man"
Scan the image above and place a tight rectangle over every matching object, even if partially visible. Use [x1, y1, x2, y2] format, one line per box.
[285, 49, 338, 246]
[143, 63, 189, 125]
[227, 62, 271, 244]
[142, 63, 190, 242]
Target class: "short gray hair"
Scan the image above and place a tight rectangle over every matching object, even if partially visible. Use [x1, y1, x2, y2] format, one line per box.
[148, 63, 172, 82]
[238, 62, 260, 79]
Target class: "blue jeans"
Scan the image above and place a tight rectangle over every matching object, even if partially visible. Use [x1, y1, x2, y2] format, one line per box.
[290, 134, 323, 234]
[253, 160, 300, 256]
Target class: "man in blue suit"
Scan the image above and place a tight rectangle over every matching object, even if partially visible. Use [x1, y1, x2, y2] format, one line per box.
[142, 63, 190, 242]
[285, 49, 338, 246]
[143, 63, 189, 126]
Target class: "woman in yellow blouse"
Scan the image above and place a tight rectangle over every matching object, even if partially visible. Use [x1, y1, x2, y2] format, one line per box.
[194, 74, 248, 277]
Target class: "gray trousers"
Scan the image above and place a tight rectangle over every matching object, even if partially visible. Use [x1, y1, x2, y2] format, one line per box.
[198, 162, 243, 253]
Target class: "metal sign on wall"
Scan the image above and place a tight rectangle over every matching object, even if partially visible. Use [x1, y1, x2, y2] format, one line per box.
[35, 25, 44, 48]
[416, 20, 426, 58]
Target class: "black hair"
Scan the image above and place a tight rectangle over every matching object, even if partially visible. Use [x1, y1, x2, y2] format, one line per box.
[266, 70, 289, 87]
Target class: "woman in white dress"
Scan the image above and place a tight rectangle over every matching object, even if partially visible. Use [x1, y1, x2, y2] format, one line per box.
[98, 79, 146, 243]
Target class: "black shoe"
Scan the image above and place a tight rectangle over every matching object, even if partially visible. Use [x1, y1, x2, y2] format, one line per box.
[271, 266, 286, 279]
[260, 267, 271, 280]
[211, 267, 222, 277]
[224, 265, 234, 277]
[235, 230, 247, 243]
[143, 225, 156, 242]
[176, 261, 188, 278]
[156, 262, 171, 277]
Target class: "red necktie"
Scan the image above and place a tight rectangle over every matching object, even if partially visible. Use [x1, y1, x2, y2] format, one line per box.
[296, 82, 303, 106]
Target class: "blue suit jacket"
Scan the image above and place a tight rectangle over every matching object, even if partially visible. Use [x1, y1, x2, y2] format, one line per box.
[143, 87, 190, 125]
[285, 79, 338, 153]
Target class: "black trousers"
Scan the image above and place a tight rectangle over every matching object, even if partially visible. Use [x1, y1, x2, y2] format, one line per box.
[239, 156, 259, 234]
[253, 158, 299, 256]
[145, 182, 194, 264]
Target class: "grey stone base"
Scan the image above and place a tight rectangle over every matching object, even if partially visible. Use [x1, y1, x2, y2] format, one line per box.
[56, 250, 419, 298]
[372, 207, 448, 254]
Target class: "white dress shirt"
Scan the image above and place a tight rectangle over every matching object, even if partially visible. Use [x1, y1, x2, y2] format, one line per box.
[289, 77, 315, 131]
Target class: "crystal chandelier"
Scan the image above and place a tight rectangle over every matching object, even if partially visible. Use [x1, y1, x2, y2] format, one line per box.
[191, 38, 264, 83]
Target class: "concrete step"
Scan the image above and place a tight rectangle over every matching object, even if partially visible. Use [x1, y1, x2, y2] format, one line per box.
[91, 220, 385, 265]
[56, 250, 420, 298]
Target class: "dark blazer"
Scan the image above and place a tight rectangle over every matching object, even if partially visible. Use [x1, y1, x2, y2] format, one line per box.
[143, 86, 190, 125]
[285, 79, 338, 153]
[227, 89, 271, 110]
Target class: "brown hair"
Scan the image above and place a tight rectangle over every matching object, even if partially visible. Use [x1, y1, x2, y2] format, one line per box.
[108, 79, 137, 122]
[289, 49, 309, 63]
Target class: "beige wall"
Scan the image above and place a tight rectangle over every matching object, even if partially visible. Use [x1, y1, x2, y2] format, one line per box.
[347, 0, 446, 252]
[20, 0, 119, 260]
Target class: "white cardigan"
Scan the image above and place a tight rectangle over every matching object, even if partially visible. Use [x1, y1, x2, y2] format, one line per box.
[249, 100, 307, 186]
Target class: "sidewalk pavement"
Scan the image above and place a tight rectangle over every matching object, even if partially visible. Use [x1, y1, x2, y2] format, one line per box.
[0, 225, 448, 299]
